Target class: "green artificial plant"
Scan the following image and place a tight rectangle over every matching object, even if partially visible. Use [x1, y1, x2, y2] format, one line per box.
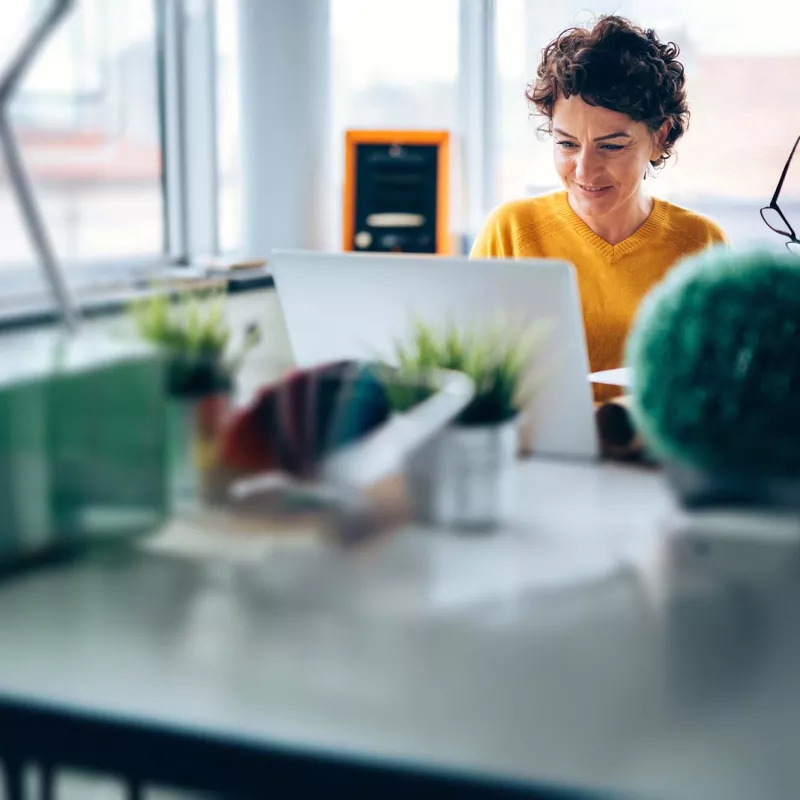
[131, 286, 260, 397]
[625, 246, 800, 477]
[382, 316, 549, 426]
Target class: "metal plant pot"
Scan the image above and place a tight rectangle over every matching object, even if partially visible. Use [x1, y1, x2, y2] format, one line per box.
[406, 417, 518, 531]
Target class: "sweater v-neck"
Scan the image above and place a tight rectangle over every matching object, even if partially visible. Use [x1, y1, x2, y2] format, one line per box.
[556, 191, 667, 262]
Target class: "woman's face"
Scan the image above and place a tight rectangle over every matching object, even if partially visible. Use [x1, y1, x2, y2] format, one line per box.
[551, 94, 663, 222]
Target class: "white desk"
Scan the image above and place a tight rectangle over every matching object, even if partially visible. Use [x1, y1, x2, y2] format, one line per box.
[0, 459, 798, 799]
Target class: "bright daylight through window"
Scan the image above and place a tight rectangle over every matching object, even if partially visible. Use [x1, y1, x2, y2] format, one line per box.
[0, 0, 163, 296]
[496, 0, 800, 249]
[330, 0, 459, 248]
[0, 0, 795, 306]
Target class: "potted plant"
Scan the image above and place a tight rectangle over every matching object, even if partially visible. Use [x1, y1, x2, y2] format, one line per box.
[130, 286, 260, 508]
[383, 317, 548, 530]
[625, 247, 800, 512]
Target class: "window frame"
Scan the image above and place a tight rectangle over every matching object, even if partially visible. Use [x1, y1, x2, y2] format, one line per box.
[159, 0, 220, 263]
[0, 0, 228, 317]
[458, 0, 497, 239]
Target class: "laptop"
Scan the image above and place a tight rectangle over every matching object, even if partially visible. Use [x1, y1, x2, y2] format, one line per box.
[269, 250, 599, 460]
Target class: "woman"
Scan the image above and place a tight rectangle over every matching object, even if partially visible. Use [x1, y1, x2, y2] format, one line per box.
[471, 15, 726, 400]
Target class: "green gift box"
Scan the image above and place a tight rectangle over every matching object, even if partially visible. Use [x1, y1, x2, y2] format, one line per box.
[0, 335, 169, 567]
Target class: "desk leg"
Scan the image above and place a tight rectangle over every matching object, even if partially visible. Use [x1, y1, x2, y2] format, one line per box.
[2, 758, 23, 800]
[127, 778, 143, 800]
[41, 764, 55, 800]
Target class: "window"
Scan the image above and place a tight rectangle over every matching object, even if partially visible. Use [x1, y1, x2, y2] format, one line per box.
[495, 0, 800, 249]
[330, 0, 460, 249]
[215, 0, 242, 253]
[1, 0, 163, 286]
[0, 0, 241, 312]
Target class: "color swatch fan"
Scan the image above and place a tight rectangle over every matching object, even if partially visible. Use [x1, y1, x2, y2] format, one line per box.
[220, 359, 475, 507]
[221, 361, 392, 481]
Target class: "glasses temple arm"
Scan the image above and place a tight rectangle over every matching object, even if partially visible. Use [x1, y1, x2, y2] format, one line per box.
[770, 135, 800, 206]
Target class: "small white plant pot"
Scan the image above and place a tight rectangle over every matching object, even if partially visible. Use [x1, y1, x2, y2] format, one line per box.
[407, 417, 518, 531]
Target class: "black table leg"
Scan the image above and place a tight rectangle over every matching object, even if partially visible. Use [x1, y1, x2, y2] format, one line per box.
[3, 758, 24, 800]
[41, 764, 55, 800]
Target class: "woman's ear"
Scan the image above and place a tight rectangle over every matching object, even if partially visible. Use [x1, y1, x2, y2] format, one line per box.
[651, 121, 671, 161]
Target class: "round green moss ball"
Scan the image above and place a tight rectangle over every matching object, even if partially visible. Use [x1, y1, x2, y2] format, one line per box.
[625, 246, 800, 477]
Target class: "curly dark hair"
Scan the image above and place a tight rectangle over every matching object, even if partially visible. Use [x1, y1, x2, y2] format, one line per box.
[525, 15, 689, 169]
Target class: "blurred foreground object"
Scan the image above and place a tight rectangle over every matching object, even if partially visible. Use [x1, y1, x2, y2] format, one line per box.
[130, 287, 260, 509]
[626, 247, 800, 509]
[211, 361, 474, 542]
[381, 317, 545, 530]
[221, 361, 392, 481]
[0, 2, 178, 572]
[0, 337, 168, 569]
[130, 287, 260, 398]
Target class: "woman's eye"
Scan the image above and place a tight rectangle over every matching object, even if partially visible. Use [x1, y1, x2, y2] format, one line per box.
[600, 144, 624, 152]
[556, 141, 577, 149]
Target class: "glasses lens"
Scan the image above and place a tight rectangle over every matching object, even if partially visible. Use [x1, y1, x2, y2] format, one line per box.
[762, 206, 792, 235]
[787, 240, 800, 256]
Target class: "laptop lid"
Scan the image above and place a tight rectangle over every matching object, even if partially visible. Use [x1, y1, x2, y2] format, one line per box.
[270, 250, 598, 460]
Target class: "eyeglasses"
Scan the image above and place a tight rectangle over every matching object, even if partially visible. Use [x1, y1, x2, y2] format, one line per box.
[761, 135, 800, 254]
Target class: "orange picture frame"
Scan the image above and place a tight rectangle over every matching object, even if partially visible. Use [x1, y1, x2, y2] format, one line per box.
[342, 129, 450, 254]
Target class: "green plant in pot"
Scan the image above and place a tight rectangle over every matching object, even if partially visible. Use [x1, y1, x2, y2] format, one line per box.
[625, 246, 800, 510]
[131, 287, 260, 398]
[383, 316, 548, 530]
[130, 286, 261, 508]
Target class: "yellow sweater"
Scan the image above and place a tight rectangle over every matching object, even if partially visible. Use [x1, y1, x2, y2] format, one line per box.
[470, 191, 727, 400]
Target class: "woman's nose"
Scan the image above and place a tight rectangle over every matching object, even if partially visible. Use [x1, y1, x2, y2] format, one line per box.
[575, 149, 600, 182]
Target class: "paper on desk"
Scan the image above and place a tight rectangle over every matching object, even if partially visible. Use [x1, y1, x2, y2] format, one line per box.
[589, 368, 632, 387]
[141, 509, 320, 565]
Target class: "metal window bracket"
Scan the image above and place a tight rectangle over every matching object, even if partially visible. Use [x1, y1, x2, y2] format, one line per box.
[0, 0, 79, 331]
